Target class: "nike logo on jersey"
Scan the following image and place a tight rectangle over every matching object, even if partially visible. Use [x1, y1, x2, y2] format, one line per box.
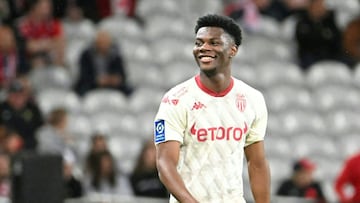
[190, 122, 248, 142]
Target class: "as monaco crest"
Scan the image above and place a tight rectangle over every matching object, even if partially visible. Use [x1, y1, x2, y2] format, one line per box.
[236, 94, 247, 112]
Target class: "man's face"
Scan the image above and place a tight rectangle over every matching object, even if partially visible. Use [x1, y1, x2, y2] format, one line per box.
[34, 0, 52, 19]
[7, 91, 28, 110]
[193, 27, 236, 73]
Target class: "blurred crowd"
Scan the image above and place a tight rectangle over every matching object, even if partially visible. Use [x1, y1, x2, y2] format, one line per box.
[0, 0, 358, 202]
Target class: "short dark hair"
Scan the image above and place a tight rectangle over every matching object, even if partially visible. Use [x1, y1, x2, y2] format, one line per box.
[194, 14, 242, 47]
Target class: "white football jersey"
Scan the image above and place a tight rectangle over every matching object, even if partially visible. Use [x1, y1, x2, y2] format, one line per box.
[154, 75, 268, 203]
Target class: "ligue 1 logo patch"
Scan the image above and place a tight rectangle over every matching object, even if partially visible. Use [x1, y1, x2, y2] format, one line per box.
[154, 120, 165, 143]
[236, 94, 247, 112]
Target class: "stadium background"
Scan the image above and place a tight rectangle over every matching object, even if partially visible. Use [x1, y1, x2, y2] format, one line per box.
[0, 0, 359, 202]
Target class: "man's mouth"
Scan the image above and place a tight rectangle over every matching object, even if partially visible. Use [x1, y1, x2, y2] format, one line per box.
[198, 55, 216, 63]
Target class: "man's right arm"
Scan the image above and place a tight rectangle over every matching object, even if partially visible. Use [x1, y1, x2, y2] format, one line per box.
[156, 141, 198, 203]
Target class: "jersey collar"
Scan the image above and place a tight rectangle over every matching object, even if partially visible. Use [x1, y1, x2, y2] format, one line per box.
[195, 74, 234, 97]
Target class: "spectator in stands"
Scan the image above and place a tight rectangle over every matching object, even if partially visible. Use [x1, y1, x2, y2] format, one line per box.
[294, 0, 344, 70]
[335, 152, 360, 203]
[4, 129, 23, 155]
[130, 140, 168, 198]
[1, 0, 29, 25]
[0, 25, 29, 89]
[0, 153, 10, 197]
[83, 150, 133, 196]
[63, 149, 83, 198]
[222, 0, 265, 32]
[36, 108, 74, 155]
[75, 30, 133, 97]
[0, 125, 24, 155]
[16, 0, 65, 68]
[0, 124, 7, 150]
[85, 133, 109, 174]
[76, 0, 112, 23]
[62, 3, 95, 44]
[0, 1, 10, 24]
[277, 158, 327, 203]
[343, 16, 360, 66]
[51, 0, 69, 19]
[259, 0, 309, 22]
[115, 0, 144, 26]
[0, 79, 43, 150]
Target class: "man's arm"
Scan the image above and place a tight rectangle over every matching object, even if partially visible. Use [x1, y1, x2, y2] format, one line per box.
[245, 141, 271, 203]
[156, 141, 198, 203]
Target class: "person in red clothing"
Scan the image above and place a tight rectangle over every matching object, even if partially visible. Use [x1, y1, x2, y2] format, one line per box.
[277, 158, 327, 203]
[16, 0, 65, 68]
[335, 152, 360, 203]
[0, 25, 29, 88]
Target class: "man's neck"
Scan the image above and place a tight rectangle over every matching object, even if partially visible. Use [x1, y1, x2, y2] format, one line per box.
[199, 71, 232, 93]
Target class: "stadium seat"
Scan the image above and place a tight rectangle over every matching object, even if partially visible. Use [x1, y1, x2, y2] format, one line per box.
[149, 37, 190, 66]
[126, 61, 164, 89]
[145, 15, 188, 40]
[124, 43, 153, 64]
[322, 179, 339, 203]
[183, 0, 221, 20]
[35, 88, 82, 116]
[162, 61, 198, 89]
[65, 40, 88, 81]
[67, 113, 93, 139]
[327, 0, 360, 29]
[267, 157, 292, 183]
[88, 111, 138, 136]
[82, 89, 129, 115]
[244, 36, 295, 64]
[280, 15, 298, 41]
[98, 15, 144, 42]
[266, 112, 282, 137]
[264, 85, 313, 114]
[311, 156, 343, 182]
[306, 61, 353, 89]
[255, 60, 304, 89]
[137, 0, 183, 19]
[29, 66, 73, 92]
[231, 63, 258, 87]
[136, 110, 158, 139]
[290, 133, 338, 159]
[354, 63, 360, 88]
[324, 109, 360, 136]
[264, 136, 292, 159]
[116, 37, 147, 63]
[313, 85, 360, 113]
[127, 86, 165, 114]
[107, 136, 144, 174]
[335, 132, 360, 159]
[256, 16, 281, 39]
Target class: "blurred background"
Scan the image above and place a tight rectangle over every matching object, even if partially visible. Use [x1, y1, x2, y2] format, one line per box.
[0, 0, 359, 202]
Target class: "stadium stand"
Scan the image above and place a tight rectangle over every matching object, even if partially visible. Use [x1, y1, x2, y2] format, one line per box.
[0, 0, 359, 202]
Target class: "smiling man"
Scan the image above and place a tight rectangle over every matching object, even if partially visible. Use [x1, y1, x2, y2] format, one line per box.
[154, 14, 270, 203]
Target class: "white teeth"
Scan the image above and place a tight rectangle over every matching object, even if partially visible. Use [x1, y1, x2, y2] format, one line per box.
[200, 56, 214, 62]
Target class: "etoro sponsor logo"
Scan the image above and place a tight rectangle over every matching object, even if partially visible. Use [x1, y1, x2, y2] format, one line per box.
[190, 122, 248, 142]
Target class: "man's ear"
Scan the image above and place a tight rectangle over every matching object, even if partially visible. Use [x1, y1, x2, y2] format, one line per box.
[230, 45, 238, 58]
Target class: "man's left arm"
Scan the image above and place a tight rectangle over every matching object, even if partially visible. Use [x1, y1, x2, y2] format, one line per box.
[245, 141, 270, 203]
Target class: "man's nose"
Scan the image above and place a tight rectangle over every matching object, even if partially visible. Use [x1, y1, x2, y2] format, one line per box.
[199, 42, 211, 51]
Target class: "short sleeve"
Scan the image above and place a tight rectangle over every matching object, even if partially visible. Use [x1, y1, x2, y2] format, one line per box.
[245, 91, 268, 147]
[154, 93, 186, 145]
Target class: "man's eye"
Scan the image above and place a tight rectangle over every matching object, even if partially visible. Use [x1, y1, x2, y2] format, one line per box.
[195, 41, 202, 46]
[212, 41, 220, 45]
